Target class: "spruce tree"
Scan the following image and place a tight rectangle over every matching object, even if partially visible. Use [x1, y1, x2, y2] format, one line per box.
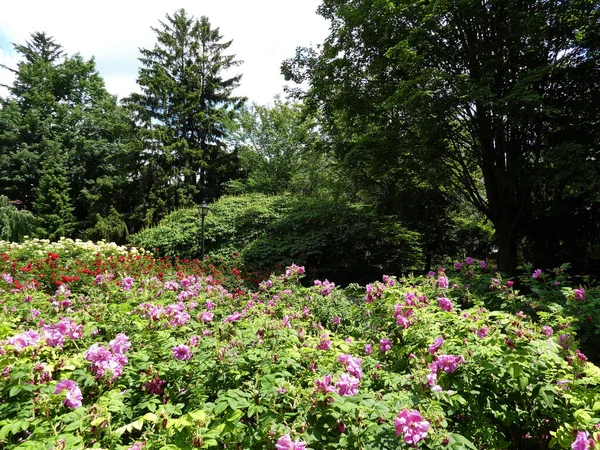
[0, 32, 136, 236]
[127, 9, 245, 225]
[32, 147, 77, 241]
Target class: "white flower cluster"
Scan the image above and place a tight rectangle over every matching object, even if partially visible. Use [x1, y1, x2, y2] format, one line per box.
[0, 237, 150, 260]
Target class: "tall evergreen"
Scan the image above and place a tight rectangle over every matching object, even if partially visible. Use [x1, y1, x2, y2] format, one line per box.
[12, 31, 64, 65]
[127, 9, 245, 225]
[0, 32, 136, 238]
[32, 147, 77, 241]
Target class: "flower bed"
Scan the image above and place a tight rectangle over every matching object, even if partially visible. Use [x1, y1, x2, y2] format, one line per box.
[0, 241, 599, 449]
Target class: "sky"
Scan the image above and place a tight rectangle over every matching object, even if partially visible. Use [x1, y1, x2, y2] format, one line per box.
[0, 0, 330, 105]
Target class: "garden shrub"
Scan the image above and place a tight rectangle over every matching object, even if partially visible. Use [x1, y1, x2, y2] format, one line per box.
[0, 243, 598, 449]
[242, 197, 422, 285]
[82, 207, 129, 245]
[0, 196, 35, 243]
[129, 194, 293, 260]
[129, 195, 423, 285]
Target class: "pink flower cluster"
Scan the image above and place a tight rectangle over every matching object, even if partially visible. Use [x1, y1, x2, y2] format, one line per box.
[380, 338, 392, 352]
[121, 276, 135, 292]
[276, 434, 306, 450]
[6, 318, 83, 351]
[438, 297, 453, 312]
[393, 291, 428, 328]
[394, 408, 430, 445]
[84, 333, 131, 381]
[137, 302, 191, 327]
[382, 275, 395, 286]
[315, 374, 336, 394]
[314, 279, 336, 296]
[54, 379, 83, 409]
[393, 302, 414, 329]
[338, 354, 363, 379]
[42, 318, 84, 348]
[542, 326, 554, 337]
[314, 353, 364, 398]
[425, 354, 465, 391]
[7, 329, 42, 351]
[365, 281, 386, 303]
[336, 373, 360, 396]
[315, 372, 360, 397]
[144, 377, 166, 395]
[476, 326, 488, 339]
[434, 354, 465, 374]
[284, 264, 305, 278]
[172, 344, 192, 360]
[428, 337, 444, 354]
[224, 311, 242, 323]
[437, 276, 449, 289]
[127, 443, 146, 450]
[573, 288, 586, 301]
[365, 275, 395, 303]
[317, 334, 331, 351]
[572, 431, 595, 450]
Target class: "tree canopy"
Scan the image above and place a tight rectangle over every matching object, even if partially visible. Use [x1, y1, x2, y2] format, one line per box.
[282, 0, 600, 274]
[126, 9, 245, 225]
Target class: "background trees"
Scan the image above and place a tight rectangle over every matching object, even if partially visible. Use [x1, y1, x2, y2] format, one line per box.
[230, 99, 346, 197]
[282, 0, 600, 275]
[0, 32, 134, 240]
[126, 9, 245, 226]
[1, 5, 598, 279]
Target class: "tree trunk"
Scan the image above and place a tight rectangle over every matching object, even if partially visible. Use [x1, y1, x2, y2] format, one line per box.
[495, 218, 518, 276]
[424, 246, 432, 273]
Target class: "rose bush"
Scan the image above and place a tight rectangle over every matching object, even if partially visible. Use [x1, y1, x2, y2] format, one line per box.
[0, 240, 599, 449]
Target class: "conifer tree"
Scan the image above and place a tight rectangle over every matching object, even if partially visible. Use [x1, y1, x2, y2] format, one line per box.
[127, 9, 245, 224]
[0, 32, 136, 236]
[32, 147, 77, 241]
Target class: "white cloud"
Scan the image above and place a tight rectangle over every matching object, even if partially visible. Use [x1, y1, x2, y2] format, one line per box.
[0, 0, 330, 105]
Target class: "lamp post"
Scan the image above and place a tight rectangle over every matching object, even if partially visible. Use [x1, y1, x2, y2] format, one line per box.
[199, 201, 210, 260]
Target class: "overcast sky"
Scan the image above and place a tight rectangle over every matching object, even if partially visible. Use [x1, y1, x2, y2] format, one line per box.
[0, 0, 330, 105]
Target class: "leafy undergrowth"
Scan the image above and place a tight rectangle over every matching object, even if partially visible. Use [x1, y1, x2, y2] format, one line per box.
[0, 240, 599, 449]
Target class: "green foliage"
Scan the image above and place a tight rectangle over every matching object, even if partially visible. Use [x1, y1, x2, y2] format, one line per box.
[126, 9, 245, 225]
[0, 32, 136, 238]
[82, 207, 129, 244]
[32, 158, 77, 241]
[130, 194, 422, 285]
[0, 241, 598, 449]
[283, 0, 600, 275]
[232, 99, 345, 197]
[0, 196, 35, 243]
[242, 197, 422, 284]
[129, 194, 292, 260]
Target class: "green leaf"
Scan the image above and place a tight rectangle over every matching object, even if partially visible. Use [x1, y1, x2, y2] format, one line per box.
[507, 362, 522, 379]
[9, 385, 22, 397]
[213, 401, 228, 415]
[0, 423, 13, 439]
[143, 413, 159, 422]
[540, 387, 555, 408]
[226, 409, 243, 423]
[449, 432, 478, 449]
[63, 420, 82, 432]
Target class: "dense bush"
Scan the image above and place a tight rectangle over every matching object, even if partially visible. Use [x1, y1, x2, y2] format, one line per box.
[130, 195, 422, 285]
[0, 196, 35, 243]
[241, 197, 422, 285]
[129, 195, 293, 260]
[0, 242, 599, 449]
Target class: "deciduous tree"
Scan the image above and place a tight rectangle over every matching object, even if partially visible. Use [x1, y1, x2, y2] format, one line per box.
[283, 0, 600, 274]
